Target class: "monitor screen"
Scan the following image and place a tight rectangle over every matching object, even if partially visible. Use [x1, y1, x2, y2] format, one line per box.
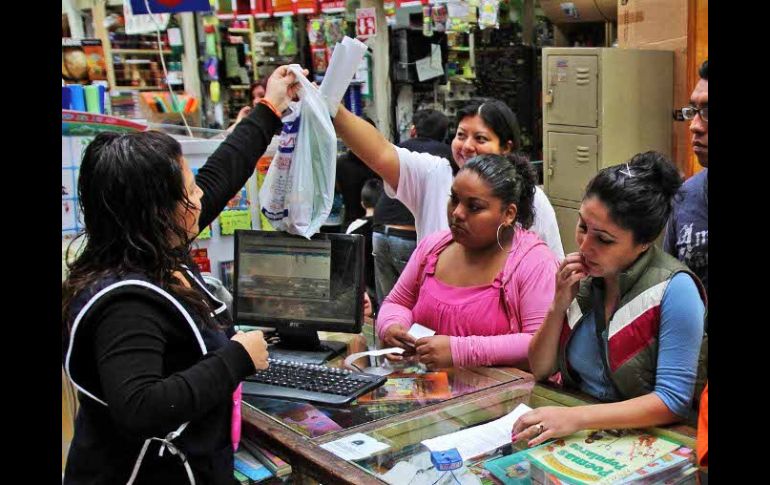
[233, 230, 365, 333]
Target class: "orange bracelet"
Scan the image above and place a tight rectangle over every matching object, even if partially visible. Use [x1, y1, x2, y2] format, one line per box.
[258, 98, 282, 119]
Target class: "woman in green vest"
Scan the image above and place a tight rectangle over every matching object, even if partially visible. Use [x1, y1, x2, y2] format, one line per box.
[512, 151, 706, 447]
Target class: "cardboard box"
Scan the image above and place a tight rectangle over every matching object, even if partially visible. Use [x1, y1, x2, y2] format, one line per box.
[618, 0, 687, 47]
[539, 0, 617, 23]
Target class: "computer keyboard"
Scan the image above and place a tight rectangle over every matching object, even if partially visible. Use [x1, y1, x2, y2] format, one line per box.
[242, 358, 387, 406]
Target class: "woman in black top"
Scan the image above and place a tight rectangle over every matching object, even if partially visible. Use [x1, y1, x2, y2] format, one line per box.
[62, 66, 303, 485]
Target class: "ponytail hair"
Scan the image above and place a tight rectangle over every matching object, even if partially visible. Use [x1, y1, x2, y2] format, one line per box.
[460, 152, 537, 228]
[584, 151, 683, 244]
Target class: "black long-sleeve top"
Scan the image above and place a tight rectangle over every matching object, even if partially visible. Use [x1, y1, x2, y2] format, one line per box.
[64, 104, 282, 485]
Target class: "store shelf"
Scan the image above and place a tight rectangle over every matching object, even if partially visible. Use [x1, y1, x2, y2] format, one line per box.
[227, 28, 252, 34]
[229, 85, 251, 89]
[447, 76, 476, 83]
[449, 47, 471, 52]
[113, 85, 167, 91]
[113, 48, 172, 55]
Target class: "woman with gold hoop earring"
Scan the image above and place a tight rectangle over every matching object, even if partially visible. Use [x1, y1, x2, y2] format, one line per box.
[376, 153, 559, 370]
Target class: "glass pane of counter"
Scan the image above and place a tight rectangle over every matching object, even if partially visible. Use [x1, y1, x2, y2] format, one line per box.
[242, 363, 529, 440]
[313, 383, 697, 484]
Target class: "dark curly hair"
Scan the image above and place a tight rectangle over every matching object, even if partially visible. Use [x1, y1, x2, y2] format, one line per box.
[584, 151, 683, 244]
[456, 98, 521, 152]
[460, 152, 537, 229]
[62, 131, 213, 336]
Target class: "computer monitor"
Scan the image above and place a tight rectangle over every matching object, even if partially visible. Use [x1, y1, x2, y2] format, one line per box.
[233, 230, 365, 364]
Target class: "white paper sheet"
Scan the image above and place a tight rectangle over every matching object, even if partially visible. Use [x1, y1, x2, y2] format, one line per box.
[421, 403, 533, 460]
[319, 36, 369, 109]
[320, 432, 390, 461]
[416, 44, 444, 82]
[379, 461, 419, 484]
[408, 323, 436, 340]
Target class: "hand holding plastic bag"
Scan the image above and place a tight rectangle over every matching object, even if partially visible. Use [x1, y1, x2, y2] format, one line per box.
[259, 39, 368, 238]
[258, 65, 336, 238]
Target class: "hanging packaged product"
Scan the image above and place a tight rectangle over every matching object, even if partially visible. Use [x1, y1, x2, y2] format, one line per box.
[446, 1, 470, 32]
[278, 16, 298, 56]
[204, 57, 218, 81]
[384, 2, 397, 27]
[311, 46, 329, 73]
[210, 80, 221, 103]
[307, 17, 326, 47]
[467, 3, 478, 24]
[203, 22, 219, 57]
[478, 0, 499, 29]
[422, 5, 434, 37]
[432, 4, 448, 32]
[324, 17, 345, 48]
[466, 0, 480, 7]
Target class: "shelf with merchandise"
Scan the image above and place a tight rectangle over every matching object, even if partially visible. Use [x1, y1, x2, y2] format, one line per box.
[82, 2, 200, 125]
[112, 48, 172, 55]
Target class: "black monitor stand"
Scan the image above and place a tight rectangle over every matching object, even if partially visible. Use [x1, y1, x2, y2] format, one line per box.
[268, 325, 347, 365]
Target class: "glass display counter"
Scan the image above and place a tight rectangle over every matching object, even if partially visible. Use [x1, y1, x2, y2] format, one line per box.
[240, 333, 697, 484]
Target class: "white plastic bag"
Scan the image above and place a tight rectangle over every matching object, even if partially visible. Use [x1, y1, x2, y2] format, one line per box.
[258, 103, 301, 229]
[259, 65, 337, 238]
[284, 65, 338, 237]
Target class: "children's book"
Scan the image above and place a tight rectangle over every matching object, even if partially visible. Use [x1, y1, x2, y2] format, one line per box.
[485, 429, 683, 484]
[241, 437, 292, 477]
[615, 446, 694, 483]
[234, 449, 273, 482]
[357, 372, 451, 403]
[233, 469, 250, 484]
[273, 401, 343, 438]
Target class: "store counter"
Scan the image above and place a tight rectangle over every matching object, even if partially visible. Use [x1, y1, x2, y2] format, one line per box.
[241, 334, 697, 484]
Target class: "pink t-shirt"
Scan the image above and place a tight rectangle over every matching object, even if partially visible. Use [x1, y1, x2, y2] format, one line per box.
[377, 230, 558, 368]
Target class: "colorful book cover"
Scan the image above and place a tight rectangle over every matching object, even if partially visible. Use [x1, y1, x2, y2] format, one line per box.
[62, 38, 108, 82]
[274, 402, 343, 438]
[485, 430, 682, 485]
[234, 449, 273, 481]
[485, 451, 534, 485]
[357, 372, 451, 403]
[241, 438, 292, 477]
[615, 447, 694, 484]
[233, 469, 250, 484]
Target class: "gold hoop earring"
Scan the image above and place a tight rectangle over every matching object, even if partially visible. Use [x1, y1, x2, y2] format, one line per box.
[496, 223, 516, 253]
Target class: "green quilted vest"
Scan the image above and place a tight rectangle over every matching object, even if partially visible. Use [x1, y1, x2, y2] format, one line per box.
[557, 246, 707, 403]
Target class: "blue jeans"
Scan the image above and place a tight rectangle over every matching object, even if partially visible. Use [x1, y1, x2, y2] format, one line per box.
[372, 231, 418, 306]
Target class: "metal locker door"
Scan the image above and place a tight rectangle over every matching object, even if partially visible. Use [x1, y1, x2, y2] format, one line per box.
[544, 55, 599, 128]
[546, 132, 598, 203]
[554, 205, 580, 255]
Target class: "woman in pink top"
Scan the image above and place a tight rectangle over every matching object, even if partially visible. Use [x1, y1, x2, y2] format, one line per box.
[377, 153, 558, 369]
